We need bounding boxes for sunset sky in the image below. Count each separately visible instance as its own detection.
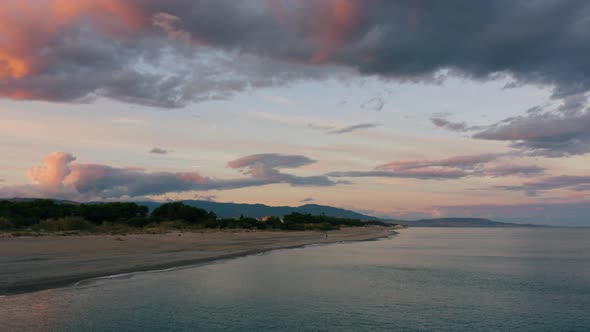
[1,1,590,225]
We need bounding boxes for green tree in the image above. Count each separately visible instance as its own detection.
[151,202,211,224]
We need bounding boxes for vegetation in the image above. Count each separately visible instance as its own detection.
[36,217,94,232]
[151,202,216,224]
[0,199,394,235]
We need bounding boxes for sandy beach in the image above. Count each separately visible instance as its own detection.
[0,227,394,295]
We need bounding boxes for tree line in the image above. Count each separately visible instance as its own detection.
[0,199,393,233]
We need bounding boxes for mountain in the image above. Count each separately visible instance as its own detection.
[141,202,542,226]
[399,218,544,227]
[134,200,384,221]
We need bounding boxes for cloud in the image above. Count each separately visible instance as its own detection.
[228,153,314,171]
[307,122,378,134]
[4,1,590,106]
[482,165,545,178]
[360,97,384,111]
[28,152,77,191]
[431,116,468,132]
[300,197,315,203]
[474,94,590,157]
[375,154,502,172]
[0,152,339,200]
[328,123,378,134]
[496,175,590,196]
[430,115,482,132]
[326,169,470,180]
[195,194,217,202]
[0,2,344,107]
[2,152,545,201]
[15,152,211,199]
[327,153,544,180]
[228,153,338,187]
[150,148,169,154]
[151,12,192,43]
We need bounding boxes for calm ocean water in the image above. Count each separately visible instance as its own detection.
[1,228,589,332]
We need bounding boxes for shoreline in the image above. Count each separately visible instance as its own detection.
[0,227,396,296]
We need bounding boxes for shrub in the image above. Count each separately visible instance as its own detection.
[96,222,132,235]
[283,222,305,231]
[304,223,338,231]
[263,216,283,229]
[125,216,151,228]
[11,231,31,237]
[158,220,186,230]
[0,217,14,230]
[37,217,93,232]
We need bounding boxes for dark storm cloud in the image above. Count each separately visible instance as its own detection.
[4,1,590,106]
[157,0,590,98]
[0,1,341,107]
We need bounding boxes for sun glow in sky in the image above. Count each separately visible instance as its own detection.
[1,0,590,225]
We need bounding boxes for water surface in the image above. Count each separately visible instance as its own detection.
[1,228,589,331]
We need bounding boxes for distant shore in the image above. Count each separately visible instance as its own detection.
[0,227,395,295]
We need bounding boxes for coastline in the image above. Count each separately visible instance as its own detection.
[0,227,395,296]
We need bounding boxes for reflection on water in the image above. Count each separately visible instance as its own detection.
[1,228,589,332]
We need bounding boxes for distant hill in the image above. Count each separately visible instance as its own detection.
[134,200,384,221]
[399,218,544,228]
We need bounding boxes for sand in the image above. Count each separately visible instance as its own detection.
[0,227,395,295]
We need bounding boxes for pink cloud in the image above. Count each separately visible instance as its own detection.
[27,152,76,190]
[0,152,338,200]
[328,153,544,180]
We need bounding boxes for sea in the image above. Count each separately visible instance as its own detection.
[1,227,589,332]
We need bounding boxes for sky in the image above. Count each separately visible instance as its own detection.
[1,0,590,225]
